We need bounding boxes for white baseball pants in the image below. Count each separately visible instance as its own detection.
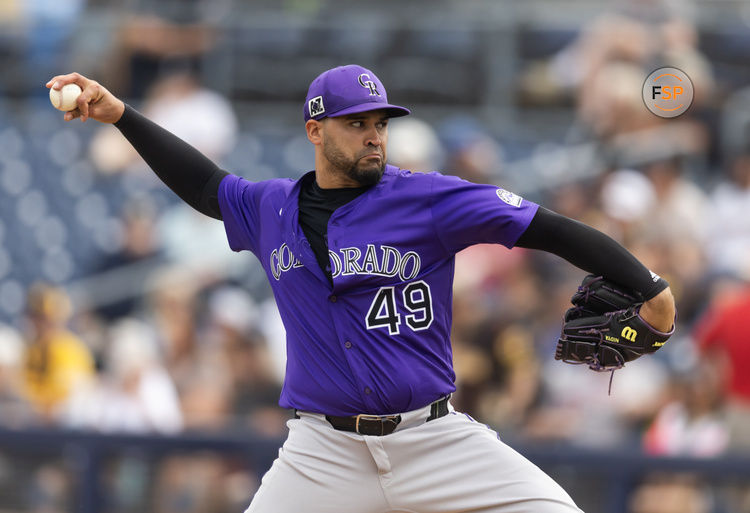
[245,402,583,513]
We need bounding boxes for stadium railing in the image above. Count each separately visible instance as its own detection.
[0,427,748,513]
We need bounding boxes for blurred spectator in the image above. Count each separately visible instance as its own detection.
[704,150,750,279]
[641,157,708,243]
[643,361,729,457]
[0,322,34,426]
[439,116,504,184]
[157,201,238,273]
[146,269,201,390]
[63,318,183,433]
[598,168,657,234]
[629,474,711,513]
[90,71,239,174]
[640,157,709,304]
[526,356,669,448]
[693,278,750,451]
[91,197,164,322]
[140,72,238,162]
[205,287,286,435]
[0,1,22,25]
[25,463,72,513]
[524,4,714,113]
[21,283,95,423]
[179,356,234,431]
[451,257,553,437]
[472,323,542,436]
[256,297,288,384]
[144,269,234,431]
[578,61,659,141]
[104,0,229,99]
[453,244,529,298]
[597,163,708,298]
[387,117,443,173]
[153,454,256,513]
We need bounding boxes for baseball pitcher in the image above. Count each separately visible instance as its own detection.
[47,64,675,513]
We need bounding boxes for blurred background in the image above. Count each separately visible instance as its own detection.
[0,0,749,511]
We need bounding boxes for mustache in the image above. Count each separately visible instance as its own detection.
[358,149,383,159]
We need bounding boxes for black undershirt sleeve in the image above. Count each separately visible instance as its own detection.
[114,104,228,220]
[516,207,668,300]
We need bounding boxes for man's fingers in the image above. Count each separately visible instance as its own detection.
[64,109,81,122]
[76,83,103,122]
[46,76,65,89]
[48,72,121,123]
[45,72,87,90]
[77,92,90,121]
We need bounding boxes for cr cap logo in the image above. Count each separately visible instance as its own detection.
[358,74,380,96]
[642,67,693,118]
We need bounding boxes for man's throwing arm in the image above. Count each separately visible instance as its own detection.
[46,72,227,220]
[114,105,228,220]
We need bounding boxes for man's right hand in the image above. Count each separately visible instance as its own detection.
[45,73,125,124]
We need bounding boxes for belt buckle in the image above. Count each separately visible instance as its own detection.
[355,414,386,435]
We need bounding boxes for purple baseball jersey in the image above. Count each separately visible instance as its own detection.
[218,165,538,416]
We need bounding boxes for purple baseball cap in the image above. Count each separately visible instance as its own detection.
[304,64,410,121]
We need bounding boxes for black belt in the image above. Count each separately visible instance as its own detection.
[321,396,450,436]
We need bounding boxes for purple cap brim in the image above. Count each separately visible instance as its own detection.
[329,102,410,119]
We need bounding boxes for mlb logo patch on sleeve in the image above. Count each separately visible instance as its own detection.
[496,188,522,207]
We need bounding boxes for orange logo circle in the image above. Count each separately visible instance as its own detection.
[642,67,694,118]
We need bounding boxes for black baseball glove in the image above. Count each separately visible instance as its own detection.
[555,275,674,371]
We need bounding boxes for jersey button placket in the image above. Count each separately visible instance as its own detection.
[344,341,352,349]
[329,295,337,303]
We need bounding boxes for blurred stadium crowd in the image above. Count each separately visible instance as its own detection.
[1,0,750,512]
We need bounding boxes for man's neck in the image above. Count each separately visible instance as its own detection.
[314,168,363,189]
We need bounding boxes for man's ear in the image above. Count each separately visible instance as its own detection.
[306,119,323,145]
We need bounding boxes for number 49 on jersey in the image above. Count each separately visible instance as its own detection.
[365,281,433,335]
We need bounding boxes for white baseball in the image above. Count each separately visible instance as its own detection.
[49,83,82,112]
